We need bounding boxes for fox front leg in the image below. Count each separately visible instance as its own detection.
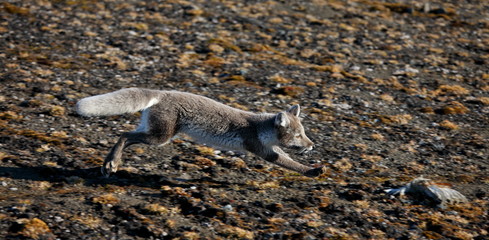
[260,147,327,177]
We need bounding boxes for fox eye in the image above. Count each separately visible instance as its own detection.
[294,135,301,139]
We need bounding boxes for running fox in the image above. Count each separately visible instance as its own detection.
[76,88,326,177]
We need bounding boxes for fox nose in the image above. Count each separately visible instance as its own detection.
[305,140,314,151]
[307,138,314,148]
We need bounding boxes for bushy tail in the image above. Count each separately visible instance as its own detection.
[76,88,160,117]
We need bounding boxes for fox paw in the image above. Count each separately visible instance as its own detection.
[304,166,327,177]
[101,161,118,178]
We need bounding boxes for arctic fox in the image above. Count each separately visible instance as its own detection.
[76,88,326,177]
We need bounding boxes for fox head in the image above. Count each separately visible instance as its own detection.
[274,105,314,153]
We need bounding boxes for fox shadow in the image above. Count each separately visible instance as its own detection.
[0,165,240,190]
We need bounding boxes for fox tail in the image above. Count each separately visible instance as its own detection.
[76,88,160,117]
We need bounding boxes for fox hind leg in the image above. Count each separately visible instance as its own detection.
[102,132,141,177]
[101,130,174,177]
[101,108,178,177]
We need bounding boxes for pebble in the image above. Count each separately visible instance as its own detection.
[54,216,64,222]
[222,204,233,212]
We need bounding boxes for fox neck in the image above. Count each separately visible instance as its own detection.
[257,116,280,147]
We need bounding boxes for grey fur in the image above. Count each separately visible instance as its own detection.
[76,88,161,117]
[77,88,326,177]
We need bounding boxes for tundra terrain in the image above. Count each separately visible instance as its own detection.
[0,0,488,239]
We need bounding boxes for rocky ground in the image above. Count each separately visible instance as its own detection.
[0,0,488,239]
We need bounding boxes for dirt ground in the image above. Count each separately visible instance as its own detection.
[1,0,488,239]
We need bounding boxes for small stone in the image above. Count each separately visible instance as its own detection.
[222,204,233,212]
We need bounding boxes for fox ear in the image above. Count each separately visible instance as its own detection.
[288,104,300,117]
[275,112,290,127]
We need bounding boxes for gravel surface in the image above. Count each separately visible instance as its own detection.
[1,0,488,239]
